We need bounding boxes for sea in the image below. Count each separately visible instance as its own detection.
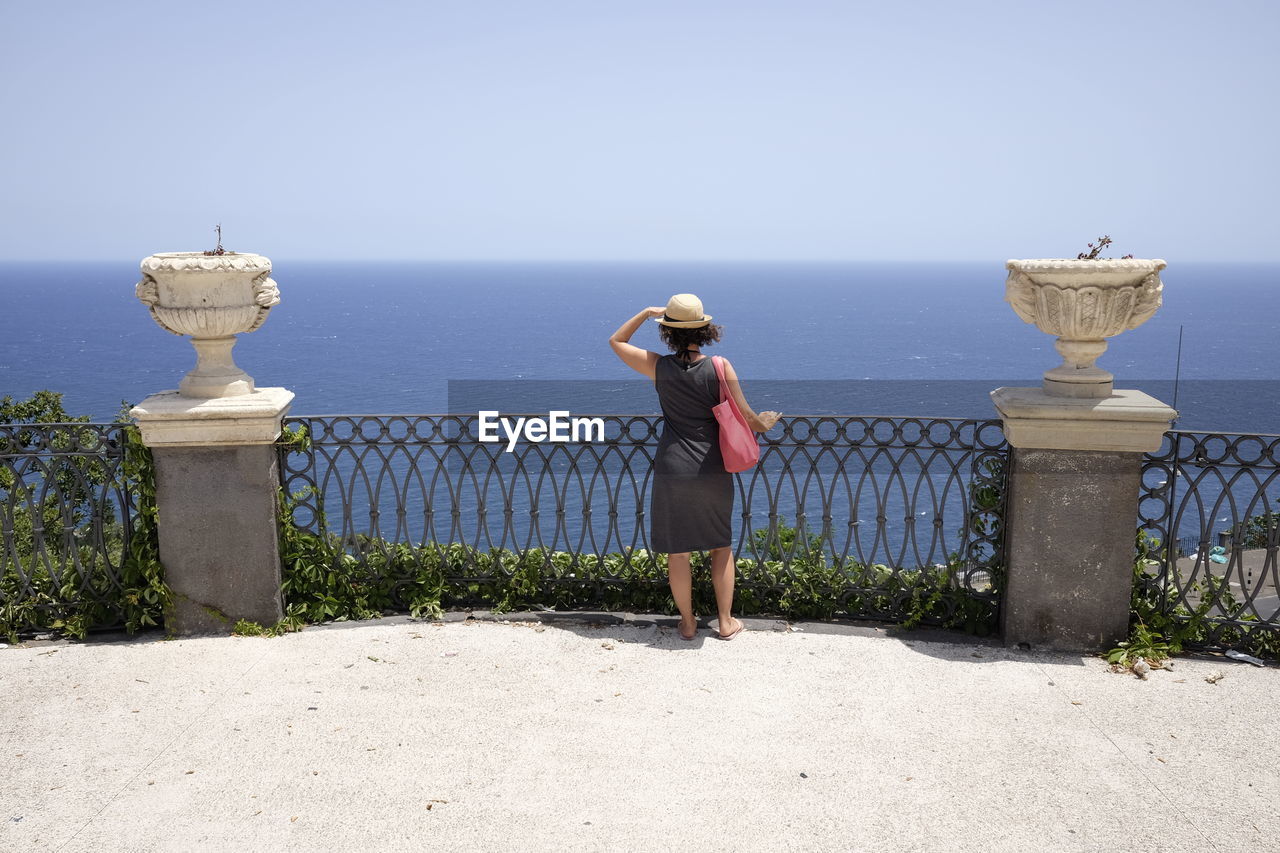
[1,260,1277,431]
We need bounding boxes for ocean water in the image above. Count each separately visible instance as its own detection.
[1,260,1277,432]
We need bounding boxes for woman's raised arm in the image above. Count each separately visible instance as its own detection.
[718,357,781,432]
[609,307,665,379]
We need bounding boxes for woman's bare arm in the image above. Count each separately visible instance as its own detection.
[609,307,665,379]
[719,357,781,432]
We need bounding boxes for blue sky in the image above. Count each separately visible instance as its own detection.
[1,0,1276,261]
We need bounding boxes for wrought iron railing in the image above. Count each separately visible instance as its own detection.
[1139,430,1280,648]
[0,423,141,634]
[279,414,1009,627]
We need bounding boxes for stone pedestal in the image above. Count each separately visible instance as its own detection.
[992,387,1176,651]
[131,388,294,635]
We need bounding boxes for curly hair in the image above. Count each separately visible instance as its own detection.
[659,322,723,360]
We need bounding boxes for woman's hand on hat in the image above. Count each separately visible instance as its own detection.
[647,306,666,318]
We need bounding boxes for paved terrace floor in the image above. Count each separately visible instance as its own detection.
[2,613,1277,853]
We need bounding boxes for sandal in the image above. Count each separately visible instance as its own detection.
[717,617,744,641]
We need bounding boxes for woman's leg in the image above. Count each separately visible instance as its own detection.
[709,546,741,636]
[667,552,697,637]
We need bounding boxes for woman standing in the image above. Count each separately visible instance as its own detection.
[609,294,781,641]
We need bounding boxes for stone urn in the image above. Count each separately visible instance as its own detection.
[1004,258,1166,398]
[135,252,280,398]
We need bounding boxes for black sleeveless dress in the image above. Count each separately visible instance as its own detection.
[649,353,734,553]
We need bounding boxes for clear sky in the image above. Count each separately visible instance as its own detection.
[1,0,1276,262]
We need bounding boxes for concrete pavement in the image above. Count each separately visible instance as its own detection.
[2,613,1277,852]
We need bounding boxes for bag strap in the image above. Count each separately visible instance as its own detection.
[711,355,728,403]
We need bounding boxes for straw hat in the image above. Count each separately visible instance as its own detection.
[654,293,712,328]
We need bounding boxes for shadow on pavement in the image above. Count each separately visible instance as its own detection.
[3,609,1096,668]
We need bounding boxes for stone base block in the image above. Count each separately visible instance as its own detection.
[1001,447,1140,651]
[152,444,285,635]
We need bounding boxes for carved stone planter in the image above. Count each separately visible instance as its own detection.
[1004,258,1166,398]
[135,252,280,398]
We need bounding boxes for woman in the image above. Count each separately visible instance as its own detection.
[608,293,781,641]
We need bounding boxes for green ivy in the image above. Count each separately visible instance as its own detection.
[275,506,999,634]
[1109,529,1280,667]
[0,395,169,643]
[115,422,171,635]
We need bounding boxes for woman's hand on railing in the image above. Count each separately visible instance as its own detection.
[754,411,782,432]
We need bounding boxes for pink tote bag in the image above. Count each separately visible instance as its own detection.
[711,355,760,473]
